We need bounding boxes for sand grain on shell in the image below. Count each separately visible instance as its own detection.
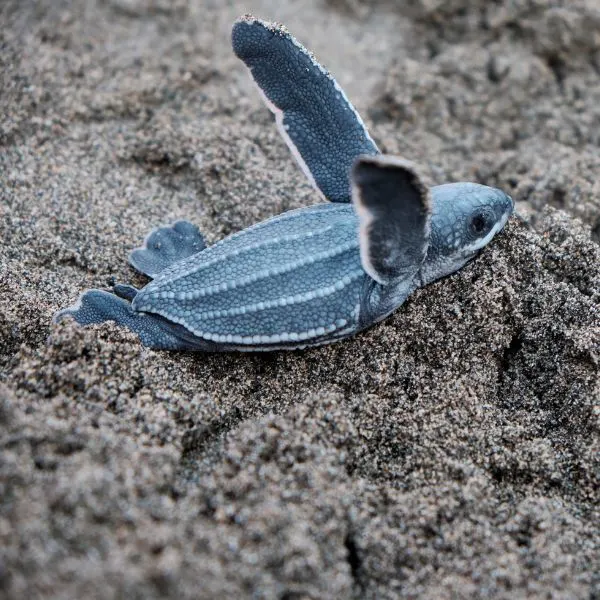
[1,0,599,598]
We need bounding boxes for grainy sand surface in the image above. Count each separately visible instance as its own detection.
[1,1,599,598]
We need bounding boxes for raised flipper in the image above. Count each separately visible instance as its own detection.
[232,15,379,203]
[351,155,431,285]
[53,290,212,351]
[129,221,206,278]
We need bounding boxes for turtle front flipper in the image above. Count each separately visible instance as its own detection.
[352,155,431,285]
[232,16,379,203]
[54,289,213,350]
[129,221,206,278]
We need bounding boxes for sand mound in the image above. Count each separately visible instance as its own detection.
[1,1,598,598]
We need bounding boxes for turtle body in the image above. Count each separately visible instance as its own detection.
[55,16,514,352]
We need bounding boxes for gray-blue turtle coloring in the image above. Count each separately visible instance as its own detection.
[54,15,514,352]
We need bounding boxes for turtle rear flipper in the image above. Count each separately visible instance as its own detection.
[129,220,206,278]
[352,155,431,285]
[232,16,379,204]
[54,289,212,350]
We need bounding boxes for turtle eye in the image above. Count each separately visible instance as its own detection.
[470,213,488,235]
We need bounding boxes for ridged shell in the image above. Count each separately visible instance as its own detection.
[133,203,367,345]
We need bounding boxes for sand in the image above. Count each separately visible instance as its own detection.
[1,0,599,598]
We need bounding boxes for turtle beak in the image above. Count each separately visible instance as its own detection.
[493,191,514,234]
[502,192,514,220]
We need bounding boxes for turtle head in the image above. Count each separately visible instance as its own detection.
[420,182,513,285]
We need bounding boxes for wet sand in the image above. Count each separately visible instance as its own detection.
[1,0,599,598]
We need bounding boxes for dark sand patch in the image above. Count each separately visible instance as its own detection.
[1,0,598,598]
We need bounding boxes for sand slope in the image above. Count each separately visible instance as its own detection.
[1,0,598,598]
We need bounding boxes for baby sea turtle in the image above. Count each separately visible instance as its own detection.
[55,15,514,351]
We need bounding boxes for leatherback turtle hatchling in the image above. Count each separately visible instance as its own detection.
[55,15,514,351]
